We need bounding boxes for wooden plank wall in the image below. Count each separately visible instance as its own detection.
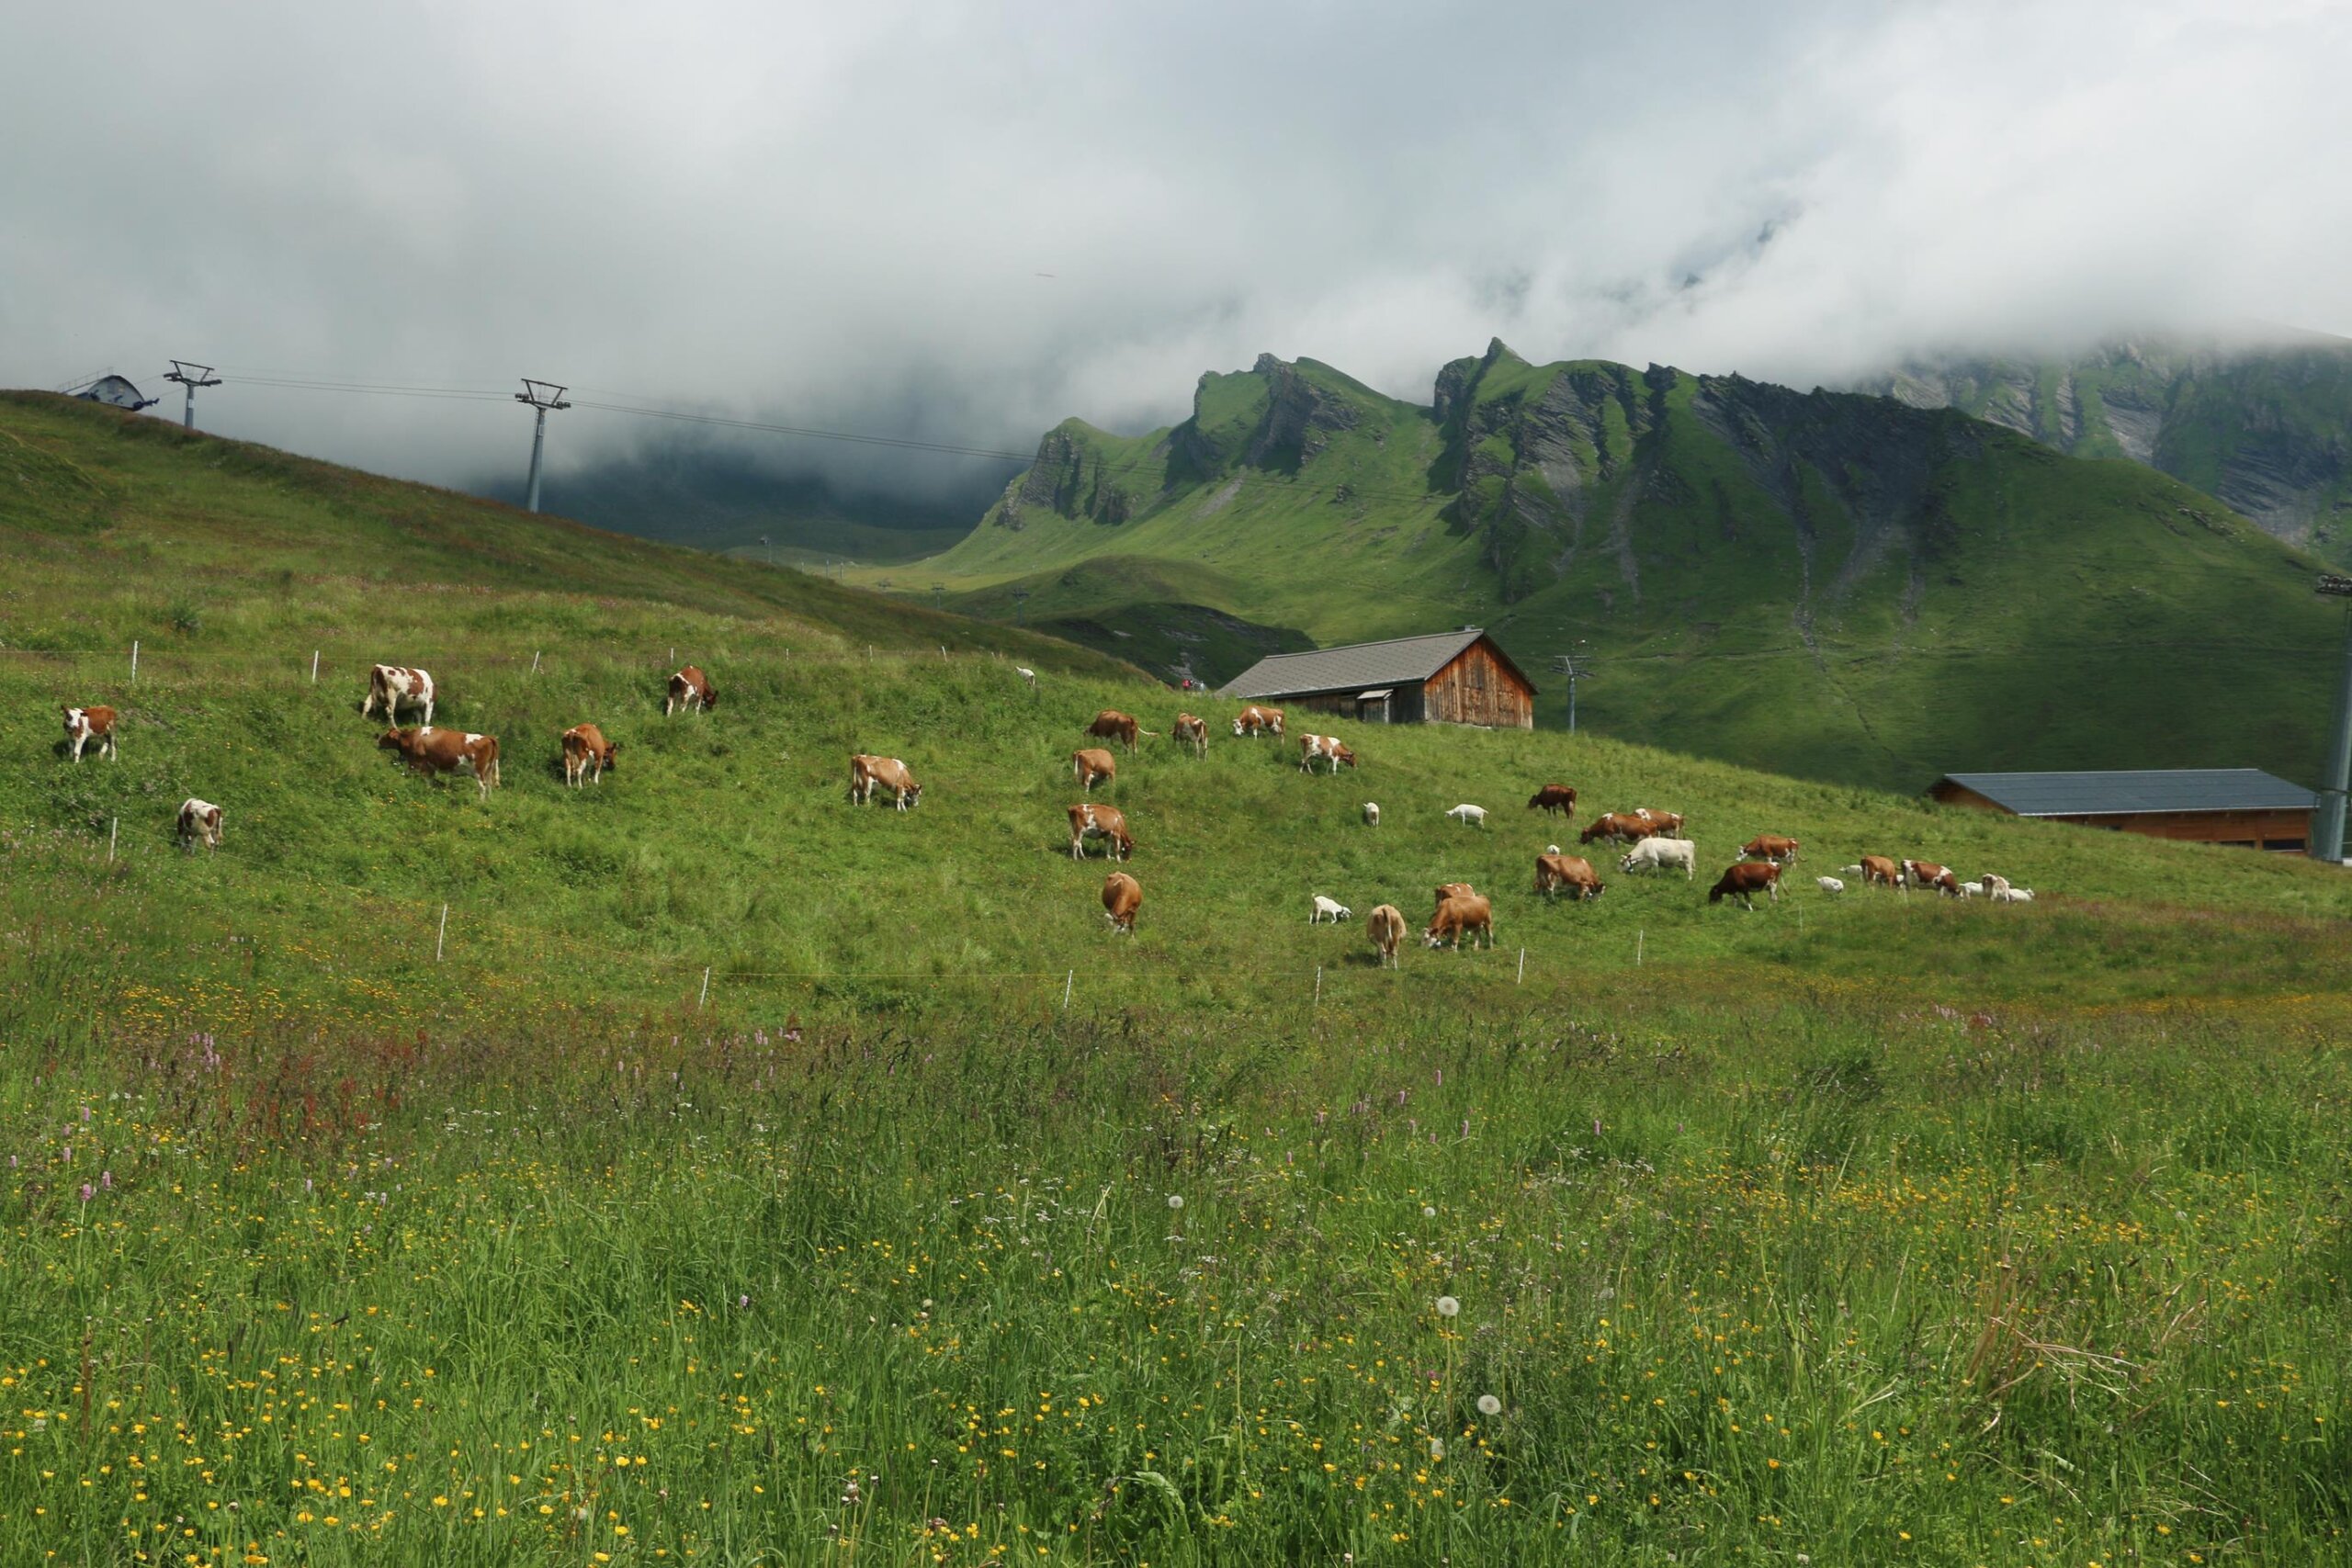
[1424,643,1534,728]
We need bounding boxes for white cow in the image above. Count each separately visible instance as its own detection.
[1815,875,1845,895]
[1363,803,1381,827]
[1310,895,1353,924]
[176,797,223,852]
[363,664,435,726]
[1444,804,1487,828]
[1619,837,1698,880]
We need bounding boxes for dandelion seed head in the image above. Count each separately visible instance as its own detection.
[1422,1205,1436,1218]
[1435,1295,1460,1318]
[1478,1394,1502,1416]
[1167,1195,1184,1210]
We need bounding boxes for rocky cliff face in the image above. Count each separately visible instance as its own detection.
[988,422,1148,531]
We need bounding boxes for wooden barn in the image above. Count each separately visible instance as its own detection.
[1928,769,2316,852]
[1219,627,1537,728]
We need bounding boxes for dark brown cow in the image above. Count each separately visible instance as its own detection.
[1859,854,1903,889]
[1068,803,1133,861]
[1534,852,1604,901]
[1708,861,1781,909]
[1102,872,1142,933]
[561,724,618,787]
[1743,834,1801,864]
[1526,784,1578,818]
[62,704,118,763]
[1579,811,1657,847]
[1903,859,1962,897]
[1171,713,1208,759]
[664,666,717,716]
[1423,893,1494,950]
[1072,748,1116,792]
[379,727,501,800]
[1088,710,1153,751]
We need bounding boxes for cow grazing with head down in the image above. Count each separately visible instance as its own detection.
[1620,836,1698,880]
[1633,808,1685,838]
[664,666,717,716]
[1367,904,1407,968]
[176,798,223,852]
[379,727,501,800]
[851,753,921,810]
[561,724,618,787]
[1299,735,1356,773]
[1072,748,1116,792]
[1859,855,1903,890]
[1708,861,1781,909]
[1171,714,1208,759]
[1433,882,1476,911]
[1068,803,1133,861]
[1527,784,1578,818]
[1903,859,1961,897]
[1102,872,1142,933]
[1580,812,1656,847]
[1233,705,1284,738]
[1743,835,1801,864]
[1424,892,1494,950]
[1088,710,1153,751]
[1534,852,1604,901]
[61,705,118,762]
[363,665,435,727]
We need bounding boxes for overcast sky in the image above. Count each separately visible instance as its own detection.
[6,0,2348,502]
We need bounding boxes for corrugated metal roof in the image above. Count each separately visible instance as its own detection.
[1939,769,2315,817]
[1221,629,1523,700]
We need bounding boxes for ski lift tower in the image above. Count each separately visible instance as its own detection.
[514,379,571,513]
[2312,573,2352,862]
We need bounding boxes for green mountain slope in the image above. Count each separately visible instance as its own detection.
[1871,331,2352,559]
[912,344,2342,792]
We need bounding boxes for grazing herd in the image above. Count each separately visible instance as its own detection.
[51,661,2042,949]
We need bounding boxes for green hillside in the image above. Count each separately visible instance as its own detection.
[908,344,2343,793]
[5,393,2351,1564]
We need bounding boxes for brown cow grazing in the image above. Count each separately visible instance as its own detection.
[379,727,501,800]
[1527,784,1578,818]
[1708,861,1781,909]
[62,705,118,763]
[1298,734,1357,773]
[850,753,921,810]
[1102,872,1142,933]
[1903,859,1962,897]
[664,666,717,716]
[176,797,223,852]
[1432,882,1476,912]
[1633,808,1685,838]
[1859,854,1902,889]
[1171,713,1208,759]
[1534,852,1604,901]
[1742,834,1801,864]
[362,665,435,727]
[1367,904,1407,969]
[1072,748,1117,792]
[1233,705,1284,738]
[1424,893,1494,950]
[1579,811,1657,847]
[1068,803,1133,861]
[561,724,618,787]
[1088,710,1153,751]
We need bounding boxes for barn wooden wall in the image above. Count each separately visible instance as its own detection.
[1424,643,1534,728]
[1931,784,2309,850]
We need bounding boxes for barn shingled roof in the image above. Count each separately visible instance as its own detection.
[1219,628,1533,701]
[1938,769,2315,817]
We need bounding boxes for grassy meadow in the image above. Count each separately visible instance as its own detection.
[3,396,2351,1564]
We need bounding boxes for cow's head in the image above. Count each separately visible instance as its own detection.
[1584,881,1605,901]
[602,739,620,769]
[377,728,410,753]
[1335,745,1358,768]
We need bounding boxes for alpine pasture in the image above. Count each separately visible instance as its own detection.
[3,397,2349,1565]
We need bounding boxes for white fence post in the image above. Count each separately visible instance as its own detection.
[699,966,712,1009]
[107,818,118,863]
[1314,965,1322,1005]
[1061,969,1073,1010]
[311,649,320,684]
[435,904,448,962]
[531,650,541,675]
[130,640,139,683]
[1636,929,1645,965]
[1517,946,1526,984]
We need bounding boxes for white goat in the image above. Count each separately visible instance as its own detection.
[1444,803,1488,828]
[1816,875,1845,894]
[1310,895,1353,924]
[1363,802,1380,827]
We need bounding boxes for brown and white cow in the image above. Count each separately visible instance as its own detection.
[61,705,118,762]
[1526,784,1578,818]
[561,724,618,787]
[1068,803,1133,861]
[850,753,921,810]
[1367,904,1407,969]
[1072,748,1117,792]
[1534,852,1604,901]
[1742,834,1801,864]
[1424,892,1494,950]
[1578,811,1657,847]
[379,727,501,800]
[1233,705,1285,738]
[1087,710,1153,751]
[1859,854,1903,890]
[1171,713,1208,759]
[1708,861,1781,909]
[1432,882,1476,910]
[664,666,717,716]
[363,665,435,727]
[1903,859,1962,897]
[1298,734,1357,773]
[1633,808,1685,839]
[176,797,223,852]
[1102,871,1142,933]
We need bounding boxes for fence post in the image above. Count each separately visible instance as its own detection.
[1061,969,1073,1010]
[1314,965,1322,1005]
[1636,929,1644,965]
[107,818,118,863]
[699,966,711,1010]
[130,640,139,683]
[531,650,541,675]
[435,904,448,962]
[311,649,320,684]
[1517,946,1526,984]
